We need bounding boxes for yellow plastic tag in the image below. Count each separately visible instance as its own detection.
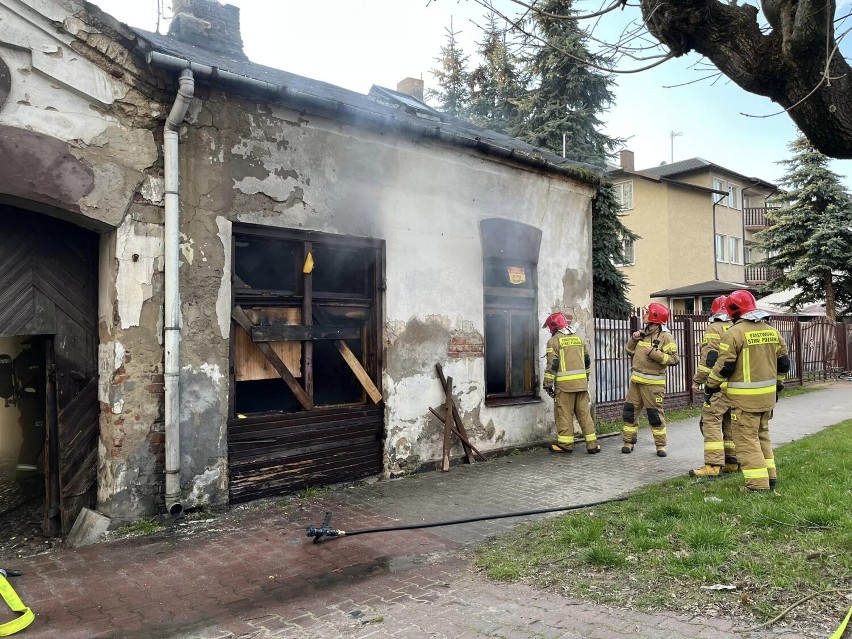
[303,251,314,274]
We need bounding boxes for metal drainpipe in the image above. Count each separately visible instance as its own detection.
[164,68,194,517]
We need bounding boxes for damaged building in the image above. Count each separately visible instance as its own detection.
[0,0,599,531]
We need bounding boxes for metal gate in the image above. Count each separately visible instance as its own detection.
[0,206,99,533]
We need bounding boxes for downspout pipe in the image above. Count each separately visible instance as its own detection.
[164,68,194,517]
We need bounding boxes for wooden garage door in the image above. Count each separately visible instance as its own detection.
[0,206,98,533]
[227,224,384,502]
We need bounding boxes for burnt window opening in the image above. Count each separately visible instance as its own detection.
[480,219,542,405]
[231,225,383,417]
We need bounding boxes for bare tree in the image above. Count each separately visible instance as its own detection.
[473,0,852,159]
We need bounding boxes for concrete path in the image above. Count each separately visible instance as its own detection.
[4,383,850,639]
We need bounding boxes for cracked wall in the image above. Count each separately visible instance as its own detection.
[181,88,596,478]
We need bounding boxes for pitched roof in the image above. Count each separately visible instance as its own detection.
[131,29,601,186]
[639,158,776,190]
[650,280,757,298]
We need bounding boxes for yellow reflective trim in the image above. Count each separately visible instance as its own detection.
[829,605,852,639]
[705,334,720,341]
[660,354,669,365]
[559,336,583,347]
[556,373,587,381]
[0,575,35,636]
[765,458,776,469]
[630,372,666,385]
[727,386,776,396]
[650,427,666,435]
[704,442,725,451]
[626,348,635,355]
[637,340,653,348]
[546,348,554,354]
[623,426,639,433]
[742,468,769,479]
[743,348,751,383]
[719,343,730,351]
[709,371,726,383]
[697,364,711,373]
[777,375,785,381]
[584,434,597,442]
[724,441,736,449]
[662,343,677,354]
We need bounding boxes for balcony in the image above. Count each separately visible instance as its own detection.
[745,265,782,284]
[744,207,778,230]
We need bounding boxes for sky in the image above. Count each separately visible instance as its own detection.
[92,0,852,191]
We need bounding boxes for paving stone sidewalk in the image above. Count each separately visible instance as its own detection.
[4,384,850,639]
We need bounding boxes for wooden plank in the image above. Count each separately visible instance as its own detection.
[232,306,313,410]
[436,363,481,463]
[313,305,382,404]
[334,341,383,403]
[251,324,361,342]
[427,407,488,461]
[234,307,301,381]
[442,376,453,472]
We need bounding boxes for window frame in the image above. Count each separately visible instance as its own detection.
[728,236,742,265]
[613,180,634,211]
[715,233,728,263]
[614,238,635,266]
[727,183,742,210]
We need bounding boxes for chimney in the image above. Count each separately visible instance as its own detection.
[168,0,247,61]
[619,149,634,172]
[396,77,424,102]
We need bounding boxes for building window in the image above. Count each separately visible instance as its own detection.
[712,177,726,206]
[729,236,742,264]
[715,233,727,262]
[727,184,741,210]
[614,238,635,266]
[480,219,541,404]
[700,297,715,314]
[613,181,633,210]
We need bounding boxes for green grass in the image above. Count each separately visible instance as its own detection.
[297,485,332,499]
[476,418,852,628]
[114,517,161,537]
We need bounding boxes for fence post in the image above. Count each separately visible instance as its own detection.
[794,318,804,385]
[683,317,696,406]
[837,321,849,370]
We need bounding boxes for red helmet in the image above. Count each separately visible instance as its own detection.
[710,295,728,316]
[725,290,757,319]
[646,303,669,325]
[542,312,569,332]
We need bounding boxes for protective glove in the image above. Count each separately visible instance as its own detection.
[545,387,556,399]
[704,385,719,405]
[776,382,784,402]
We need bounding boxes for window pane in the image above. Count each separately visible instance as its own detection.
[485,313,507,394]
[510,313,533,394]
[234,237,301,291]
[701,297,714,314]
[313,306,369,406]
[312,245,370,296]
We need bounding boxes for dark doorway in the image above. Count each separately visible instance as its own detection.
[0,205,99,535]
[228,224,385,502]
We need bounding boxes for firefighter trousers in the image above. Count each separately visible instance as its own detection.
[622,382,666,448]
[731,407,775,491]
[554,389,598,451]
[700,392,735,466]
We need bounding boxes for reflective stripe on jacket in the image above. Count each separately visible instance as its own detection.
[707,320,788,412]
[693,319,732,386]
[544,332,590,392]
[625,326,679,386]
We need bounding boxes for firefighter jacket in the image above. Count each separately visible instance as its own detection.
[543,328,591,393]
[706,319,790,412]
[693,319,733,386]
[625,325,679,386]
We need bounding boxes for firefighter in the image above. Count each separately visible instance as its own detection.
[622,303,679,457]
[704,290,790,491]
[689,295,738,478]
[542,312,600,454]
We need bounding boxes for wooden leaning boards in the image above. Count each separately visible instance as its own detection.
[429,363,488,471]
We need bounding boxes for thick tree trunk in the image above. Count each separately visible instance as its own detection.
[824,271,837,321]
[639,0,852,159]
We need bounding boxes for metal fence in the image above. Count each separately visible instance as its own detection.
[593,311,845,420]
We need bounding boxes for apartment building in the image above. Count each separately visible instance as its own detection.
[608,151,777,313]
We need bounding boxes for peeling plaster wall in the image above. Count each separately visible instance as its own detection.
[1,0,177,521]
[180,89,595,481]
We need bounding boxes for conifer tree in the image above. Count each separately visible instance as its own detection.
[756,134,852,320]
[465,14,524,131]
[427,21,470,117]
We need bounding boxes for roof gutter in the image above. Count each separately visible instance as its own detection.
[145,51,600,188]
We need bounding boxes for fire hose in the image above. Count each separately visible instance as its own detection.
[306,495,629,543]
[0,569,33,636]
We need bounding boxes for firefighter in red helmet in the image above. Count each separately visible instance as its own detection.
[705,290,789,491]
[690,295,738,478]
[622,303,679,457]
[542,312,600,454]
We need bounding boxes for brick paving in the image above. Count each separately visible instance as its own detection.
[2,384,849,638]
